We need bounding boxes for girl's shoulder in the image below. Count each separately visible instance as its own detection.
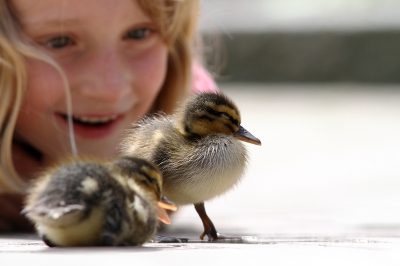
[192,63,218,93]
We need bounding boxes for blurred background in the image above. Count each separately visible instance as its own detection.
[199,0,400,83]
[166,0,400,238]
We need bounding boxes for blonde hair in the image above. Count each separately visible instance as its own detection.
[138,0,200,112]
[0,0,201,193]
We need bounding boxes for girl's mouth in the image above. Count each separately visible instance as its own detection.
[57,113,123,139]
[71,115,118,126]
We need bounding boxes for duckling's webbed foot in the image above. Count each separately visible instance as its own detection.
[193,203,245,242]
[194,202,220,241]
[194,203,243,241]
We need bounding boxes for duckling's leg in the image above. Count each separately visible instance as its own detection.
[194,203,243,241]
[194,202,219,240]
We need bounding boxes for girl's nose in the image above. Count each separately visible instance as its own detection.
[77,48,131,103]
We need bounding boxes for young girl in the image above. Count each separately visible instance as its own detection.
[0,0,218,232]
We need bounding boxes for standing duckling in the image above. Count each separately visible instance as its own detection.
[120,92,261,240]
[23,157,175,246]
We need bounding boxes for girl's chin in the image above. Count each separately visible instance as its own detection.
[55,113,125,140]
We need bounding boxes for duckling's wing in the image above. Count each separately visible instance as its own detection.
[23,202,86,227]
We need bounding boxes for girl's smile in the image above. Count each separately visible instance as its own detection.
[56,113,125,139]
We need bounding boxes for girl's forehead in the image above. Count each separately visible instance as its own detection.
[10,0,150,27]
[10,0,65,23]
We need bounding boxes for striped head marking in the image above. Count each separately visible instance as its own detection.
[182,93,241,138]
[112,157,163,200]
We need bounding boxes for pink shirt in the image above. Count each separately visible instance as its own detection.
[192,63,219,93]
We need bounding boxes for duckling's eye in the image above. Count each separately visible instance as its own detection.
[220,112,230,119]
[218,111,240,127]
[141,179,150,186]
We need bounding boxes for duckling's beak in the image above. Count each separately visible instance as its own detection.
[157,196,178,211]
[235,125,262,146]
[157,196,178,224]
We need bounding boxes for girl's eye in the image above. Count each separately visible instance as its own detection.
[125,28,150,40]
[43,36,73,49]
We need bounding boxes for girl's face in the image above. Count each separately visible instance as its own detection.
[12,0,168,161]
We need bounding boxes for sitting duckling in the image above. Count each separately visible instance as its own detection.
[23,157,176,247]
[120,92,261,240]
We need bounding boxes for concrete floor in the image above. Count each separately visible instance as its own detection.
[2,83,400,265]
